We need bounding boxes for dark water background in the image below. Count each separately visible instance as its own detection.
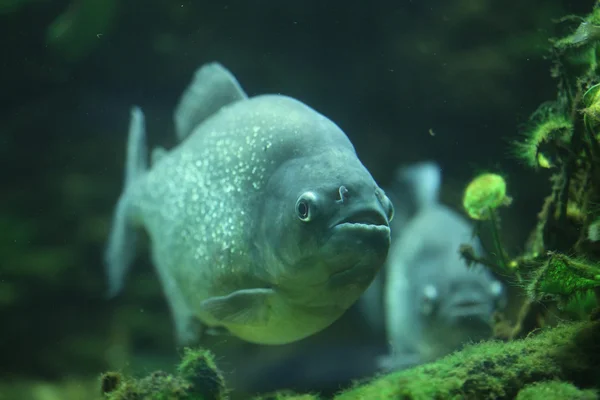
[0,0,592,398]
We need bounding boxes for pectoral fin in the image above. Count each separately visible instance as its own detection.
[200,288,275,326]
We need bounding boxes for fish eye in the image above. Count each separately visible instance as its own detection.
[489,281,503,297]
[423,284,438,302]
[295,192,318,222]
[420,284,438,315]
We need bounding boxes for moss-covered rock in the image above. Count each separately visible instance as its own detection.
[101,348,226,400]
[332,321,600,400]
[516,381,597,400]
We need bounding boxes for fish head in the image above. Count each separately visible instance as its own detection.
[396,208,506,352]
[257,148,393,313]
[409,249,506,350]
[416,270,505,334]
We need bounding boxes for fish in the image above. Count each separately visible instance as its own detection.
[104,62,394,346]
[359,161,505,370]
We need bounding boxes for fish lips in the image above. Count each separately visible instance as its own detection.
[444,300,493,323]
[325,210,391,287]
[328,208,391,252]
[331,207,390,228]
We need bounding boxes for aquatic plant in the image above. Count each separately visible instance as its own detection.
[98,320,599,399]
[527,252,600,307]
[516,381,597,400]
[462,173,512,221]
[461,172,513,273]
[458,0,600,342]
[101,348,227,400]
[333,320,600,400]
[253,391,320,400]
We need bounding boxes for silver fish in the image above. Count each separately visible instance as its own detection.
[360,161,505,369]
[104,62,394,346]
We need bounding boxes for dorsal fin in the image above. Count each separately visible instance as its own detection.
[174,62,248,142]
[388,161,441,225]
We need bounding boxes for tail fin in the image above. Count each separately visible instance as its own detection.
[105,106,148,297]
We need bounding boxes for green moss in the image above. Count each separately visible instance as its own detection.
[516,381,598,400]
[252,390,321,400]
[105,370,194,400]
[562,290,599,320]
[333,321,600,400]
[100,372,122,394]
[527,252,600,307]
[176,348,226,400]
[512,111,573,169]
[95,323,600,400]
[553,1,600,51]
[102,348,226,400]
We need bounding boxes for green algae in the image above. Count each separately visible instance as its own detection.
[516,381,598,400]
[332,321,600,400]
[527,253,600,307]
[252,391,320,400]
[512,109,573,169]
[98,321,598,400]
[101,348,226,400]
[462,173,512,221]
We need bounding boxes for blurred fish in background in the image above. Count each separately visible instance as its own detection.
[360,161,506,371]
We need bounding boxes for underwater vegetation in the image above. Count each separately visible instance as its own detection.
[100,321,600,400]
[101,348,227,400]
[458,0,600,343]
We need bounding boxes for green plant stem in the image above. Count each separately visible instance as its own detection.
[486,208,522,282]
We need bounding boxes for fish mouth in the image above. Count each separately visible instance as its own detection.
[447,300,491,318]
[325,208,390,287]
[332,209,389,229]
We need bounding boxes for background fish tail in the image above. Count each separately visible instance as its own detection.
[104,106,148,297]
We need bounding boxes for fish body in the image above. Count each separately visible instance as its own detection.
[360,162,505,369]
[105,63,394,345]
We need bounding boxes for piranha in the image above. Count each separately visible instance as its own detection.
[104,62,394,346]
[359,162,505,370]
